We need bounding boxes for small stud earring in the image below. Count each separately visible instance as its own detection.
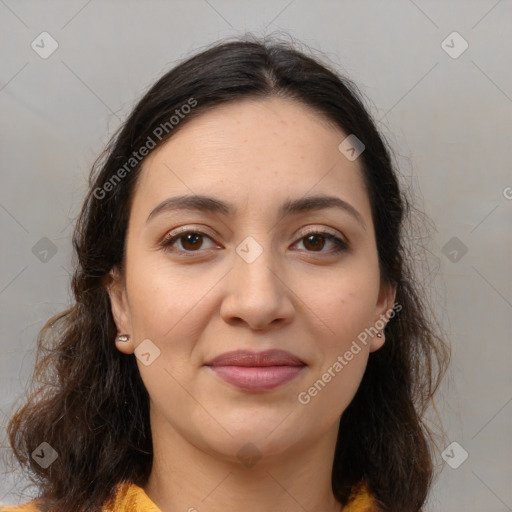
[376,332,383,338]
[117,334,130,342]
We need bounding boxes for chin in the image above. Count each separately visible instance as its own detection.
[203,432,300,469]
[203,412,312,460]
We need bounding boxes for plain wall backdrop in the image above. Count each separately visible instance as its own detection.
[1,0,511,510]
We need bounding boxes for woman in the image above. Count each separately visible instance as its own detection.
[2,35,449,512]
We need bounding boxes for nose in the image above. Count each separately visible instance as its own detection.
[220,244,295,331]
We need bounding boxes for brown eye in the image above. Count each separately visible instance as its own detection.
[294,231,348,254]
[303,234,327,251]
[161,231,216,253]
[160,229,347,257]
[180,232,204,251]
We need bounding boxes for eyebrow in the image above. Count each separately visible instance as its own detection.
[146,194,366,230]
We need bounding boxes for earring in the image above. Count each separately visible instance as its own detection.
[117,334,130,342]
[376,332,383,338]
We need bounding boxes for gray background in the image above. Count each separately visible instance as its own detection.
[1,0,511,510]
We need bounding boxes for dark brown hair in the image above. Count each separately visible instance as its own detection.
[4,34,449,512]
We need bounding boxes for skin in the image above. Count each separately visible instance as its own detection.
[107,96,396,512]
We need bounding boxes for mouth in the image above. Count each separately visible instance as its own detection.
[204,349,306,392]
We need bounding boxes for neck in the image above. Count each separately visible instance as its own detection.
[143,407,342,512]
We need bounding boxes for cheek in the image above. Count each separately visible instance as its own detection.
[307,271,380,347]
[298,350,368,428]
[126,251,198,331]
[297,282,375,417]
[310,270,379,410]
[125,255,223,368]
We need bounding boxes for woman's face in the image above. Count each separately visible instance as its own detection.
[108,96,395,464]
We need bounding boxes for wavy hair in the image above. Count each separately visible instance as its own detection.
[3,34,449,512]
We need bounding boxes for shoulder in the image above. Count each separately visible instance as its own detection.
[344,481,382,512]
[102,481,160,511]
[0,501,43,512]
[1,482,377,512]
[0,481,159,512]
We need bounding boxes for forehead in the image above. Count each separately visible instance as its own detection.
[131,96,371,222]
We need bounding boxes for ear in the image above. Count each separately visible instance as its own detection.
[104,266,134,355]
[369,280,397,353]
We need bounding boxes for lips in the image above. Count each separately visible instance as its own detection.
[205,349,305,367]
[204,349,306,392]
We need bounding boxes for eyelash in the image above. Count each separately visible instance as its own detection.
[159,227,348,257]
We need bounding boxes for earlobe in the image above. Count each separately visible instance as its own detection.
[369,331,385,352]
[369,281,398,353]
[114,333,134,354]
[104,268,134,354]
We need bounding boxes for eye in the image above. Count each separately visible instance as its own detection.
[160,229,218,254]
[159,228,348,256]
[292,230,348,255]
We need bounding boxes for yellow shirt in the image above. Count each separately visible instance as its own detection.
[1,480,377,511]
